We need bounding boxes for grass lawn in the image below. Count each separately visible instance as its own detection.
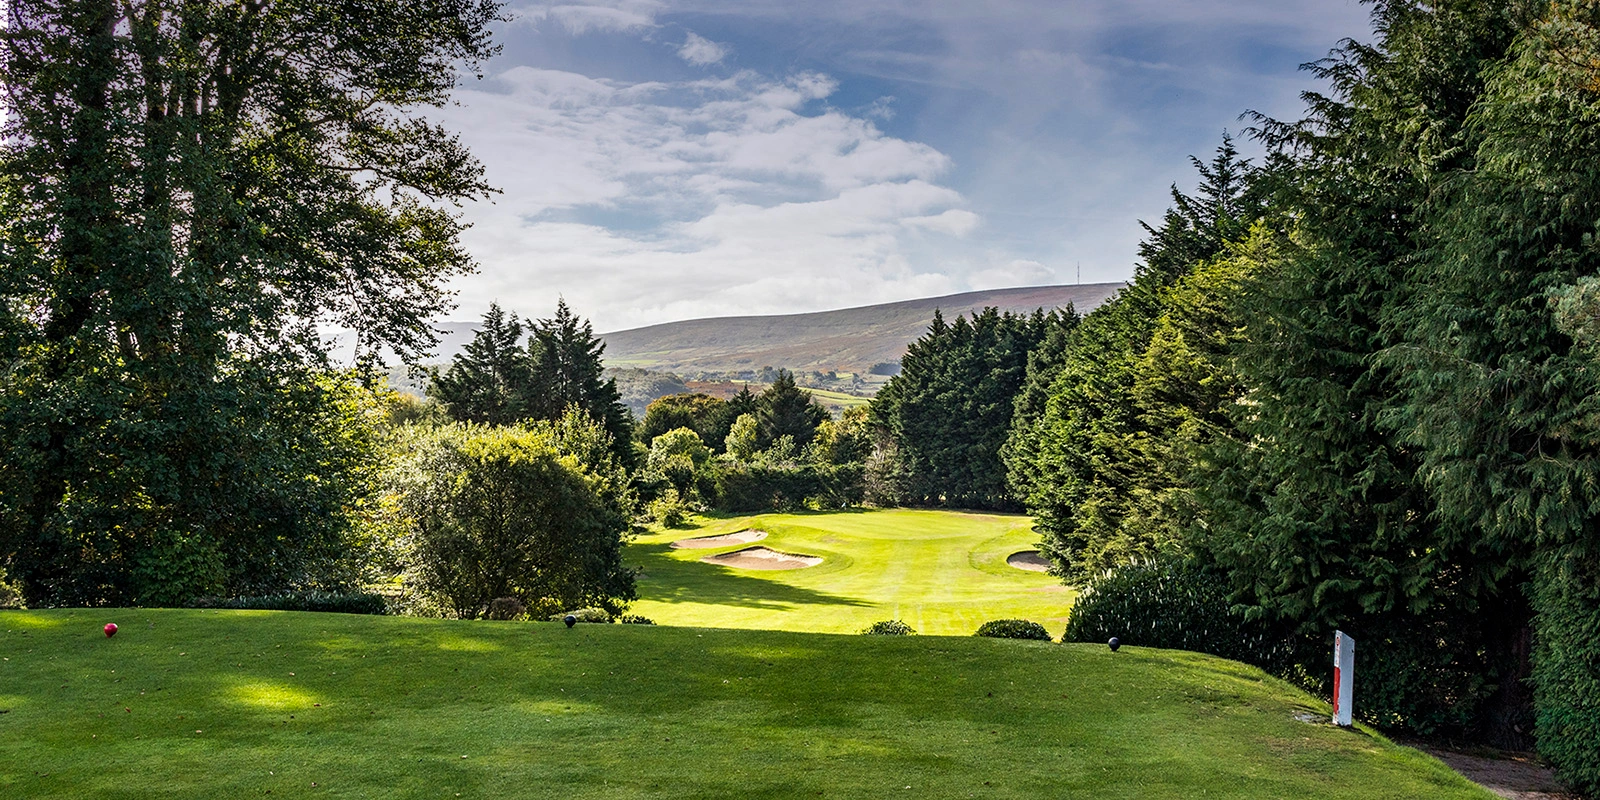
[626,509,1071,636]
[0,609,1491,799]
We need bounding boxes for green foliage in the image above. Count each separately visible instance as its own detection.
[390,424,636,619]
[429,304,534,425]
[1530,552,1600,796]
[712,462,819,512]
[647,489,691,528]
[637,393,729,452]
[1064,555,1510,737]
[723,413,761,462]
[429,301,637,469]
[974,619,1050,641]
[188,591,389,616]
[875,307,1065,509]
[486,597,528,621]
[1006,138,1270,581]
[810,405,873,466]
[528,300,638,470]
[1063,556,1306,673]
[755,370,828,450]
[860,620,915,636]
[0,568,25,609]
[617,613,656,625]
[1184,1,1545,748]
[1,369,396,606]
[646,427,714,500]
[0,0,498,607]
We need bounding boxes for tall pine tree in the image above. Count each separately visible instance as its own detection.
[429,303,533,425]
[1007,138,1269,578]
[529,300,636,470]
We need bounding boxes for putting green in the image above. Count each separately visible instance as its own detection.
[625,508,1074,636]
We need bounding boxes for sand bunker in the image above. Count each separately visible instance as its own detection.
[671,530,769,549]
[701,546,822,570]
[1007,551,1052,573]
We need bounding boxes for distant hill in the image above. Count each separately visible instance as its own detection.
[596,283,1123,376]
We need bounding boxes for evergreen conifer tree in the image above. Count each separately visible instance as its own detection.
[755,370,827,450]
[429,303,533,426]
[529,300,636,469]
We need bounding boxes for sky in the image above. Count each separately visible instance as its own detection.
[433,0,1373,332]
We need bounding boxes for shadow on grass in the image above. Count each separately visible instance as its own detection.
[629,542,872,610]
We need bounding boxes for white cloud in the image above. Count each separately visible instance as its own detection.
[678,32,730,65]
[902,209,979,236]
[441,68,981,330]
[443,0,1375,330]
[969,259,1056,289]
[512,1,662,33]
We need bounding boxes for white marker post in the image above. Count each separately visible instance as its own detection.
[1332,630,1355,727]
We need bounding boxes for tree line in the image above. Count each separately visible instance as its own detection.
[856,3,1600,791]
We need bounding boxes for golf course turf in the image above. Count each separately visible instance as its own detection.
[626,509,1073,636]
[0,609,1491,799]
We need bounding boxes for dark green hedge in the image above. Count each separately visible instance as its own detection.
[712,462,863,512]
[189,591,388,615]
[1063,556,1517,739]
[1063,555,1306,673]
[861,620,915,636]
[1532,552,1600,797]
[975,619,1050,640]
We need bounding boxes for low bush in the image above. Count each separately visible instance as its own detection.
[486,597,527,620]
[0,568,24,609]
[1065,554,1516,740]
[975,619,1050,641]
[649,489,692,528]
[618,614,656,625]
[189,591,388,615]
[1063,555,1304,670]
[861,620,915,636]
[550,607,613,624]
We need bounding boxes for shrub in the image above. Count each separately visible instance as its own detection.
[1063,555,1304,670]
[648,489,691,528]
[0,568,24,609]
[647,428,714,500]
[549,607,613,624]
[975,619,1050,641]
[1065,554,1508,739]
[486,597,527,621]
[391,425,636,620]
[189,591,388,615]
[618,614,656,625]
[861,620,915,636]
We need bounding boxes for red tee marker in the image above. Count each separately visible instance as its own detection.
[104,623,118,638]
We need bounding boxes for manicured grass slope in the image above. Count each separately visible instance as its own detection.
[0,610,1487,799]
[627,509,1072,636]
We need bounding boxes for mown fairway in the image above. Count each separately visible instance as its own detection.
[0,609,1490,799]
[625,509,1071,636]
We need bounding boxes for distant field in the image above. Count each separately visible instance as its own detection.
[0,610,1492,799]
[800,386,871,410]
[625,508,1073,636]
